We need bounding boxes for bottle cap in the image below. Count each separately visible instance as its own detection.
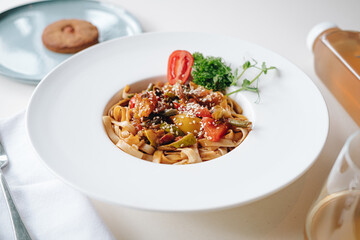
[306,22,338,52]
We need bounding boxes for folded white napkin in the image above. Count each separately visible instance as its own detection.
[0,112,115,240]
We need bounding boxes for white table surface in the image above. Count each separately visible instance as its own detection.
[0,0,359,239]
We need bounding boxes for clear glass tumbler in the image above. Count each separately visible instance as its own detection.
[305,130,360,240]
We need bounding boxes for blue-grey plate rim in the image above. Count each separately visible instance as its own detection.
[0,0,142,84]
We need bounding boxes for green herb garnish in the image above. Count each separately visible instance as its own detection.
[226,60,276,100]
[191,53,276,100]
[191,52,234,91]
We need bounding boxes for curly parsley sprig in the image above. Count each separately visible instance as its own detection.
[191,52,234,91]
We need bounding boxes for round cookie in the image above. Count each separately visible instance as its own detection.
[42,19,99,54]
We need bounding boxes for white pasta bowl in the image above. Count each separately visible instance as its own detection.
[26,32,328,212]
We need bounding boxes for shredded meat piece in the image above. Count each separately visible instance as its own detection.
[132,92,158,118]
[200,91,224,107]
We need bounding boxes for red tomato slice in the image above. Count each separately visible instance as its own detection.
[167,50,194,85]
[129,95,137,108]
[202,117,228,142]
[195,107,211,118]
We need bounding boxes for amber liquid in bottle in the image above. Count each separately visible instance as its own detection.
[313,28,360,125]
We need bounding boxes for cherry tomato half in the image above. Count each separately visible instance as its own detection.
[167,50,194,85]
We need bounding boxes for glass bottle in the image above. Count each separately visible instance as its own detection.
[307,22,360,125]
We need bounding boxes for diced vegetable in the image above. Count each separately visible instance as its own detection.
[211,104,231,120]
[171,114,201,135]
[127,93,134,99]
[228,118,251,128]
[165,92,176,99]
[160,122,185,136]
[211,105,225,120]
[129,94,138,108]
[194,107,211,118]
[164,133,196,148]
[202,117,228,142]
[145,129,158,147]
[162,109,178,117]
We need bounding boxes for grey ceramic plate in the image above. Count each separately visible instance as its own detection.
[0,0,142,84]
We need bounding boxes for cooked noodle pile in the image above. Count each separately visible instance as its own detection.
[103,81,251,164]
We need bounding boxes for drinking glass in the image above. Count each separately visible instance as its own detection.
[305,130,360,240]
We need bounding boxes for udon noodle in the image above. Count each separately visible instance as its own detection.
[103,81,251,164]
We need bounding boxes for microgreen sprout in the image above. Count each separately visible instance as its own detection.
[226,60,276,101]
